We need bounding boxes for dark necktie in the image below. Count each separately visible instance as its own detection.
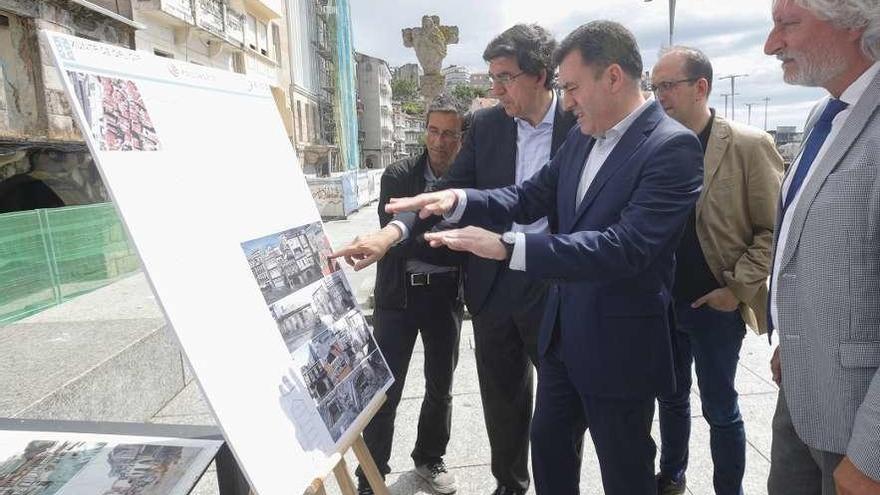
[768,98,848,338]
[781,98,849,213]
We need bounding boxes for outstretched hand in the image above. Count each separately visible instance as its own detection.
[329,225,401,271]
[424,226,506,261]
[385,190,458,219]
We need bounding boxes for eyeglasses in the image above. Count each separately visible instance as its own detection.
[488,71,526,87]
[647,78,698,93]
[554,81,579,95]
[427,127,462,141]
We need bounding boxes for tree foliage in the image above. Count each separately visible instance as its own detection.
[391,79,419,102]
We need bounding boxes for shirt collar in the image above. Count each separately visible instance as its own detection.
[838,61,880,107]
[515,92,557,129]
[599,96,654,141]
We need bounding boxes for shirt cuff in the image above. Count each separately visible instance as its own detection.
[509,232,527,271]
[388,220,408,243]
[444,189,467,223]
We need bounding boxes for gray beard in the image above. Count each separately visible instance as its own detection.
[781,48,847,87]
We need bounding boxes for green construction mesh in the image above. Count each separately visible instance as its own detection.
[0,203,140,324]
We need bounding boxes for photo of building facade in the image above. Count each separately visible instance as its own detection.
[241,222,339,306]
[67,72,161,152]
[315,349,392,442]
[0,440,204,495]
[0,440,104,494]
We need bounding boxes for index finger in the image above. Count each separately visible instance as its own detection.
[385,196,430,213]
[329,244,364,259]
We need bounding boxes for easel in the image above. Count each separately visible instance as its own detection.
[304,392,391,495]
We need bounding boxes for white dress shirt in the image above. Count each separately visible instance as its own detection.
[769,62,880,330]
[511,92,557,234]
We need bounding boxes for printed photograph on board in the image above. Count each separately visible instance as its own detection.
[67,71,161,151]
[315,350,392,442]
[241,222,340,306]
[268,272,358,354]
[0,439,207,495]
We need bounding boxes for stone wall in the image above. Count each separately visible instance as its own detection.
[0,0,133,209]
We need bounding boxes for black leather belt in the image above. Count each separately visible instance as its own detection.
[408,271,457,286]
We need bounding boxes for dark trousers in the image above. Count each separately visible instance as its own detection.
[357,274,463,482]
[767,389,844,495]
[472,268,546,491]
[531,337,657,495]
[658,303,746,495]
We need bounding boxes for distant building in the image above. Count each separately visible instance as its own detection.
[771,125,804,166]
[404,113,424,158]
[394,62,421,87]
[356,52,394,168]
[443,64,470,89]
[470,72,491,91]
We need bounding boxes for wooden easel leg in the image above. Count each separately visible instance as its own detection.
[351,435,390,495]
[333,457,358,495]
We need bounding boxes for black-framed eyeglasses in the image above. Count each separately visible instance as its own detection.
[554,81,579,95]
[647,78,698,93]
[488,71,527,87]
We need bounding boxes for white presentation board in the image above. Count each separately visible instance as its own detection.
[43,32,393,495]
[0,430,221,495]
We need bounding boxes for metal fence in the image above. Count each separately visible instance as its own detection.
[0,203,140,324]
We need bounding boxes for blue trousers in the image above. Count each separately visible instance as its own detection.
[658,302,747,495]
[531,338,656,494]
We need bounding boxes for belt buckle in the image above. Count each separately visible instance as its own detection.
[410,273,430,286]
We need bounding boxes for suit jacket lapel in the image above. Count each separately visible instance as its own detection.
[551,99,573,157]
[696,116,730,222]
[780,70,880,269]
[570,102,660,227]
[500,116,518,185]
[561,137,595,232]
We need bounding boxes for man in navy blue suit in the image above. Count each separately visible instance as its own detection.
[386,21,703,495]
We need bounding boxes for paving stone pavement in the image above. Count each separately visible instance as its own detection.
[152,203,781,495]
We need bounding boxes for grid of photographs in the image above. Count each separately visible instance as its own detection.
[0,434,216,495]
[241,222,392,445]
[242,222,339,307]
[67,71,161,151]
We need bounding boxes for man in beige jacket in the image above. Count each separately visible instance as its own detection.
[650,46,783,495]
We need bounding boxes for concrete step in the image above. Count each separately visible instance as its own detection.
[0,272,186,422]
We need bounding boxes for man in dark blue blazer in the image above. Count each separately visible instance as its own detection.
[387,21,703,495]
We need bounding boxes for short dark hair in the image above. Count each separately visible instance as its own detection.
[661,45,714,95]
[483,24,557,89]
[425,94,465,128]
[553,21,643,82]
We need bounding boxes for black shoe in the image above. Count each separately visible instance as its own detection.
[656,473,686,495]
[357,479,375,495]
[491,486,526,495]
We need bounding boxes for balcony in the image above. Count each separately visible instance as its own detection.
[137,0,195,26]
[137,0,246,52]
[194,0,224,37]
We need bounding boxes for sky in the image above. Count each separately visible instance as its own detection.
[350,0,827,131]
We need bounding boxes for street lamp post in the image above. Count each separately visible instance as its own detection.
[719,92,739,119]
[719,74,748,121]
[762,96,771,130]
[744,103,756,126]
[644,0,676,45]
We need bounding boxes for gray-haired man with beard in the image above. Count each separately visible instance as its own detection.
[764,1,880,494]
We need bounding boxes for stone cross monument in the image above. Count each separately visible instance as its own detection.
[402,15,459,104]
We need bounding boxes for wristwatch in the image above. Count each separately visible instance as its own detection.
[500,231,516,260]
